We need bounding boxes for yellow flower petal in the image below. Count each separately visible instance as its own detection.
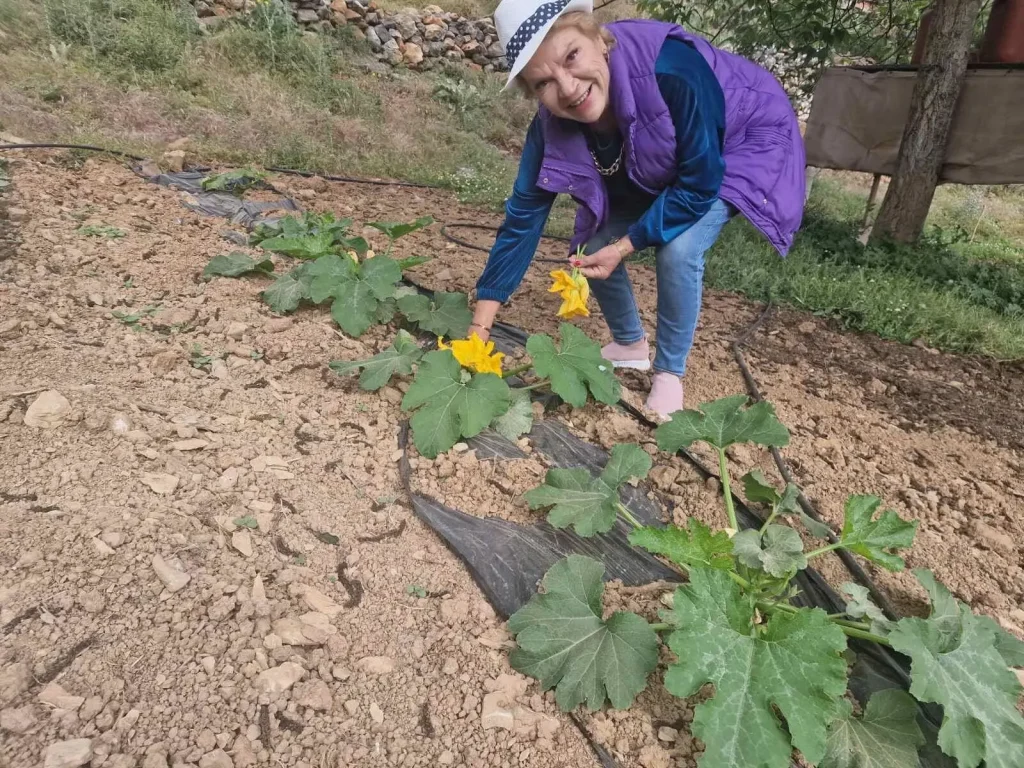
[437,337,450,351]
[549,270,577,296]
[449,332,503,374]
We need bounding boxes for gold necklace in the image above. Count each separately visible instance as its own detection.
[590,146,623,176]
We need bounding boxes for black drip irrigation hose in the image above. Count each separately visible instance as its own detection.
[730,305,902,622]
[440,222,569,264]
[1,140,899,614]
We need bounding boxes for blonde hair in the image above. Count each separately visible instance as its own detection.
[513,11,616,96]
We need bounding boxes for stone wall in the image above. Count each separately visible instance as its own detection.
[191,0,509,73]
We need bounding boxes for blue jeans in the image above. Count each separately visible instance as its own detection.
[585,198,734,376]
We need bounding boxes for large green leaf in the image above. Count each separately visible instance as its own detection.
[821,690,924,768]
[202,251,274,280]
[663,567,848,768]
[732,524,807,578]
[888,569,1024,768]
[628,518,734,571]
[397,291,472,338]
[655,394,790,452]
[329,330,424,391]
[524,468,618,536]
[401,350,510,458]
[490,387,534,441]
[258,230,335,260]
[327,257,402,337]
[306,253,356,303]
[508,555,659,711]
[260,271,309,314]
[526,324,620,407]
[523,444,650,537]
[838,496,917,571]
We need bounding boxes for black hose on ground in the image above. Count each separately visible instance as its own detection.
[0,142,146,161]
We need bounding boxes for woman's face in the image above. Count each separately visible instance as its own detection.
[519,25,610,124]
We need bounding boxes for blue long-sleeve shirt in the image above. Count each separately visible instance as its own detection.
[476,37,726,303]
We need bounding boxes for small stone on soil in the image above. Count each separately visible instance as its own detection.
[44,738,93,768]
[152,554,190,592]
[255,662,304,695]
[24,390,71,429]
[356,656,395,675]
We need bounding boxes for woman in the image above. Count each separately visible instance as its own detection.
[468,0,806,419]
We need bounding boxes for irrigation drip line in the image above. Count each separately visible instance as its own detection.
[730,306,902,622]
[0,142,146,161]
[2,141,899,615]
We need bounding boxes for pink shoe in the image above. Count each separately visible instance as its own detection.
[601,337,651,371]
[646,372,684,421]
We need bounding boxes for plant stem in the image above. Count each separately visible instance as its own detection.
[839,626,892,646]
[806,542,843,560]
[650,623,672,633]
[717,448,738,531]
[830,617,873,632]
[759,509,780,535]
[516,379,551,392]
[615,502,644,530]
[502,363,533,379]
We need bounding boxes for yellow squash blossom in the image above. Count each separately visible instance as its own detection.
[437,333,504,375]
[549,267,590,319]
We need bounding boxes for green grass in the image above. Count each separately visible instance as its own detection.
[699,178,1024,359]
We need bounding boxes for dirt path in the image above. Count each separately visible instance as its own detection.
[1,153,1022,768]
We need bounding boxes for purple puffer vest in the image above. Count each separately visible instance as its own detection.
[536,19,806,256]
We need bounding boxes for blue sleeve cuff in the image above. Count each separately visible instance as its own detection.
[475,287,512,303]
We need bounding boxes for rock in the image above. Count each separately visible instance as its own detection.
[369,702,384,724]
[0,663,31,705]
[256,662,304,695]
[424,23,446,40]
[93,538,116,556]
[537,716,560,739]
[442,658,459,675]
[79,589,106,614]
[24,390,71,429]
[481,692,514,730]
[152,554,190,593]
[971,521,1015,555]
[44,739,93,768]
[225,321,247,340]
[438,751,455,766]
[142,753,169,768]
[798,321,816,334]
[657,726,678,742]
[725,444,753,465]
[100,531,126,548]
[296,8,319,22]
[866,377,888,395]
[161,150,186,173]
[47,312,67,329]
[344,699,359,716]
[151,351,179,376]
[252,574,267,603]
[298,612,335,644]
[208,595,236,622]
[7,207,28,223]
[264,318,293,334]
[272,618,318,646]
[171,438,208,451]
[1,705,36,734]
[79,696,103,722]
[294,680,333,711]
[141,473,179,495]
[403,42,424,65]
[356,656,395,675]
[294,585,342,617]
[199,749,233,768]
[231,736,257,768]
[393,13,417,38]
[232,530,254,558]
[152,307,196,328]
[107,756,137,768]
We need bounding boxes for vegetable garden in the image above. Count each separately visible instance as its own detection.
[199,173,1024,768]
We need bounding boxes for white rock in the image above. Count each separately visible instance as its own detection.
[115,709,141,731]
[24,390,71,429]
[152,554,190,592]
[92,538,116,556]
[142,753,168,768]
[481,692,514,731]
[208,595,236,621]
[171,438,209,451]
[231,736,257,768]
[369,702,384,724]
[252,574,267,602]
[272,618,312,646]
[0,663,31,705]
[100,531,126,548]
[294,585,342,617]
[44,738,93,768]
[255,662,304,695]
[202,656,216,675]
[356,656,395,675]
[293,680,333,712]
[141,473,179,495]
[232,530,253,558]
[225,322,247,340]
[199,749,233,768]
[0,705,36,734]
[38,683,85,711]
[298,611,336,644]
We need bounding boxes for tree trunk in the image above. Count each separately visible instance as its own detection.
[868,0,982,244]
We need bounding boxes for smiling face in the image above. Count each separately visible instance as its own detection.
[518,24,611,125]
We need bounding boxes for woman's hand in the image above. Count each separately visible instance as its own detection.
[467,299,500,342]
[573,237,632,280]
[467,322,491,343]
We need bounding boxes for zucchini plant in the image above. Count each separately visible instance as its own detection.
[508,394,1024,768]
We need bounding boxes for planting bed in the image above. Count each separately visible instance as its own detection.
[0,151,1022,768]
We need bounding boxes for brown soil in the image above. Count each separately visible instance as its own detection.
[1,153,1022,768]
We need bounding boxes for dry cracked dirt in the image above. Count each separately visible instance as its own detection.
[1,151,1023,768]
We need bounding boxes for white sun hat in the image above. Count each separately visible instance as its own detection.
[494,0,595,90]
